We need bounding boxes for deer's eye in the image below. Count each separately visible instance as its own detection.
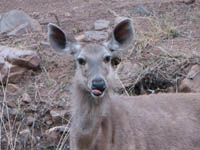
[104,55,111,63]
[77,57,86,65]
[111,57,121,67]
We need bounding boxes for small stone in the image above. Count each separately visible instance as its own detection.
[132,5,152,16]
[6,99,17,108]
[26,104,37,112]
[20,129,31,136]
[94,19,110,30]
[183,0,195,5]
[50,109,68,122]
[84,31,108,42]
[64,12,71,17]
[27,116,35,126]
[46,120,53,125]
[19,129,31,142]
[75,34,85,41]
[7,84,21,93]
[40,41,50,47]
[22,93,32,103]
[36,136,40,142]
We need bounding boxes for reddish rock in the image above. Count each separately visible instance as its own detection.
[0,45,40,83]
[0,46,40,69]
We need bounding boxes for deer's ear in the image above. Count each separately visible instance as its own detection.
[105,18,135,67]
[106,18,135,51]
[48,23,80,55]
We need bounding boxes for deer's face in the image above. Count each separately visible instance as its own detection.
[75,44,113,98]
[48,18,135,98]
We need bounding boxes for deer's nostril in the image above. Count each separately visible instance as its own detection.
[92,78,107,92]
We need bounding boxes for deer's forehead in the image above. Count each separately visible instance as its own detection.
[79,44,110,57]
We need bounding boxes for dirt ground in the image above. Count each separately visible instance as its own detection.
[0,0,200,149]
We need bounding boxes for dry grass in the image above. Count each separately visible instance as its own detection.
[118,13,200,95]
[0,69,24,150]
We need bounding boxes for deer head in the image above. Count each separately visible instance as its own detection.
[48,18,135,99]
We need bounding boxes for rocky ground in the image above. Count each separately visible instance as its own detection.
[0,0,200,149]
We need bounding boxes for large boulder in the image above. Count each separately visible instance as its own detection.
[0,45,40,84]
[179,65,200,93]
[0,46,40,69]
[0,10,41,36]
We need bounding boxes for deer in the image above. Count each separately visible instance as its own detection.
[47,18,200,150]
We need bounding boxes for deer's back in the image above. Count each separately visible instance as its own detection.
[111,93,200,150]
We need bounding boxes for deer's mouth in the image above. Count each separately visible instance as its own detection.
[91,88,105,98]
[90,78,107,98]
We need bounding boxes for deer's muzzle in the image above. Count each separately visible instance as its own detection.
[91,78,107,98]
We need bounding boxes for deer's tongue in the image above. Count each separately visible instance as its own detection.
[92,89,102,96]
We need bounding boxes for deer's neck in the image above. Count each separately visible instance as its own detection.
[72,84,111,117]
[71,83,112,148]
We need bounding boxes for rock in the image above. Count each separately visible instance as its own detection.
[36,136,41,142]
[19,129,32,143]
[46,120,53,125]
[25,104,37,112]
[6,99,17,108]
[0,10,41,36]
[22,93,32,103]
[183,0,195,5]
[94,19,110,30]
[75,34,85,41]
[0,45,40,84]
[7,83,21,93]
[20,129,31,137]
[0,61,26,83]
[179,65,200,92]
[64,12,71,17]
[46,125,68,134]
[27,116,35,126]
[9,64,26,82]
[84,31,108,42]
[0,46,40,69]
[131,5,152,16]
[50,109,68,122]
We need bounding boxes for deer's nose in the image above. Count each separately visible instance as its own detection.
[92,78,107,91]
